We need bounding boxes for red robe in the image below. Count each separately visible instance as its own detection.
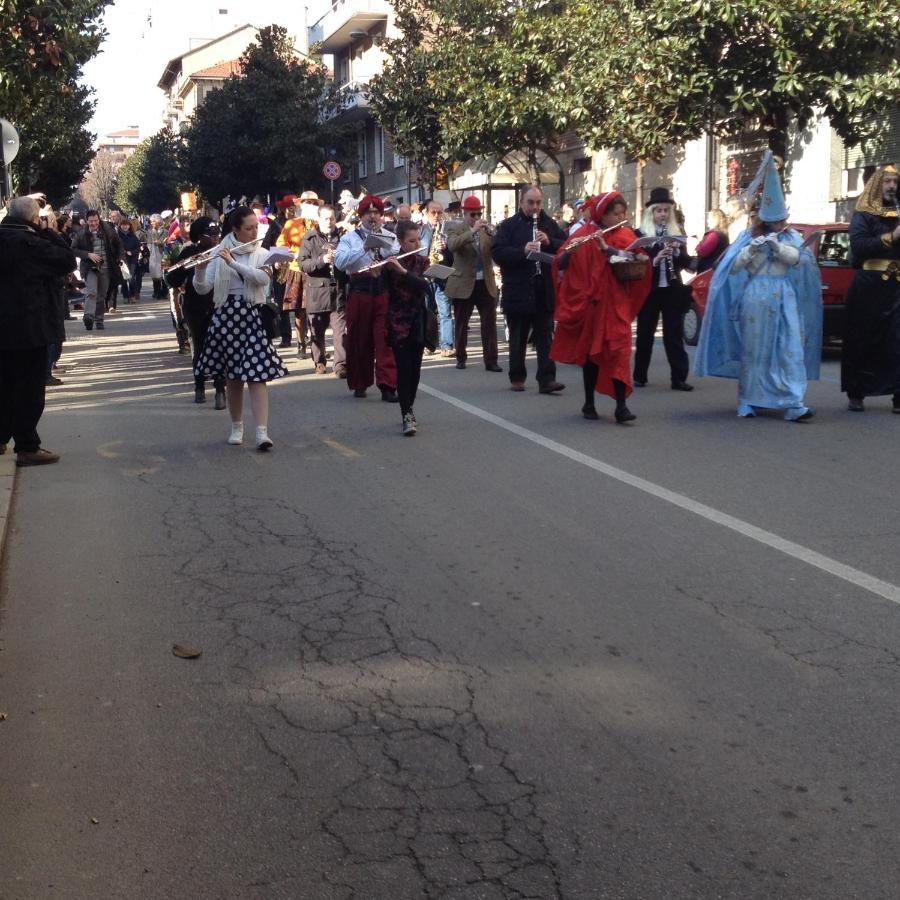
[550,223,651,399]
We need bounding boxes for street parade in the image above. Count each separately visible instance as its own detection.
[2,2,900,898]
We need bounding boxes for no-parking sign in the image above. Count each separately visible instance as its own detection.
[323,160,342,181]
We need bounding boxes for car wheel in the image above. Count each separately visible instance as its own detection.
[683,302,701,346]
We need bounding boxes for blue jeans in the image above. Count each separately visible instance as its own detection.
[433,284,454,350]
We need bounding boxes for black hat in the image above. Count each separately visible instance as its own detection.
[189,216,214,242]
[645,187,675,208]
[446,200,462,212]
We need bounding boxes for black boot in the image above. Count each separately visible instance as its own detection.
[613,379,636,423]
[194,386,206,404]
[582,362,599,419]
[214,386,227,410]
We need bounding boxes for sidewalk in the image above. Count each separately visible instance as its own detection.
[0,450,15,561]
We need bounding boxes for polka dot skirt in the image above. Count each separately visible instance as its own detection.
[196,295,288,383]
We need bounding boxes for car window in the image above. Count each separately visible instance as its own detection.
[818,231,850,267]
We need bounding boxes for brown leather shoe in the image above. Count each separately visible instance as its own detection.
[315,363,327,375]
[539,381,566,394]
[510,382,526,392]
[16,448,60,467]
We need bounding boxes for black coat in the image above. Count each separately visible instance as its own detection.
[491,210,566,315]
[71,221,124,281]
[636,228,691,290]
[0,217,76,350]
[299,227,346,313]
[164,242,214,318]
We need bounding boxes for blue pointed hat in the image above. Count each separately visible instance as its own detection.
[758,155,788,223]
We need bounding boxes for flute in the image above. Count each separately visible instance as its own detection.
[565,220,631,252]
[357,247,421,273]
[167,238,263,272]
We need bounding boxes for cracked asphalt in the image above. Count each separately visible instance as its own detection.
[2,300,900,899]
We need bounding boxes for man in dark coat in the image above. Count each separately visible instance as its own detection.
[0,196,77,465]
[491,185,566,393]
[841,163,900,412]
[299,205,347,377]
[71,209,124,331]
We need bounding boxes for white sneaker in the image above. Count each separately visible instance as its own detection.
[256,426,273,451]
[228,422,244,445]
[402,413,417,436]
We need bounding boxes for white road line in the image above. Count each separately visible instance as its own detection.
[419,384,900,605]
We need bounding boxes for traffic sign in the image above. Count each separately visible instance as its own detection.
[1,119,20,166]
[323,160,342,181]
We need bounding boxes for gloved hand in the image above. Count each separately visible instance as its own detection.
[750,235,768,247]
[764,232,779,244]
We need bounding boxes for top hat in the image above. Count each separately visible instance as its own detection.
[446,200,462,212]
[645,187,675,208]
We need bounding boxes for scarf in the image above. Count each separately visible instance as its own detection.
[213,232,258,307]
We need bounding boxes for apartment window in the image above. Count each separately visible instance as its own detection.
[394,148,406,168]
[358,129,367,179]
[374,125,385,174]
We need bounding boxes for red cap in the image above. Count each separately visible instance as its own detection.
[276,194,297,210]
[357,195,385,214]
[462,196,483,211]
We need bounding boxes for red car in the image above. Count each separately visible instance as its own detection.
[683,223,852,346]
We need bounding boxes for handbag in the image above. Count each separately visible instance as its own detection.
[256,297,280,340]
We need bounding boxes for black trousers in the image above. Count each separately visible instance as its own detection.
[633,286,689,384]
[0,347,48,453]
[506,309,556,386]
[393,341,424,416]
[184,308,224,391]
[309,309,347,372]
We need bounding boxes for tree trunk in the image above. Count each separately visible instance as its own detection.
[766,106,789,165]
[635,158,645,211]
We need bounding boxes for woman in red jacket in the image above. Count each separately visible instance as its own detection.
[551,192,651,423]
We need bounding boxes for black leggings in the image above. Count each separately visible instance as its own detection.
[394,341,424,416]
[582,361,626,408]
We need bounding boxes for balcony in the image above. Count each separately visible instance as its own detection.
[326,78,373,122]
[309,0,390,53]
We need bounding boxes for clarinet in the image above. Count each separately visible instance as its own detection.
[532,213,541,275]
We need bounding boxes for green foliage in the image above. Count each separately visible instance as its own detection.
[11,83,96,204]
[182,25,352,205]
[370,0,900,170]
[115,128,186,214]
[0,0,111,121]
[0,1,112,203]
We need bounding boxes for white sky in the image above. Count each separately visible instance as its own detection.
[81,0,326,144]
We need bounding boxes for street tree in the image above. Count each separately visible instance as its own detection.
[0,0,111,121]
[80,149,118,214]
[11,83,96,204]
[370,0,573,186]
[566,0,900,162]
[115,128,186,214]
[183,25,350,205]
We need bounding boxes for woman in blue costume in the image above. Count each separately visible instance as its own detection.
[694,157,822,421]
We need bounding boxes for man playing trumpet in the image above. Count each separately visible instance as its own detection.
[444,196,502,372]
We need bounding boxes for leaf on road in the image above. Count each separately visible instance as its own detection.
[172,643,202,659]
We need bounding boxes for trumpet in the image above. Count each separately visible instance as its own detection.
[166,238,264,272]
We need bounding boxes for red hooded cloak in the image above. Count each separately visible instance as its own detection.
[550,192,651,399]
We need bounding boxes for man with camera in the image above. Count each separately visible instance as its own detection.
[71,209,124,331]
[0,196,76,466]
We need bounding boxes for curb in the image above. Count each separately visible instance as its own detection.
[0,453,16,562]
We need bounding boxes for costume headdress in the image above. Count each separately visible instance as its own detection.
[357,195,384,214]
[589,191,625,224]
[757,155,789,223]
[854,164,900,217]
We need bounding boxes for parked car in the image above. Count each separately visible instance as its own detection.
[682,223,852,346]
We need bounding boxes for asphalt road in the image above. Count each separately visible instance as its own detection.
[2,299,900,900]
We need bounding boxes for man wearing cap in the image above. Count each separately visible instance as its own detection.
[491,185,567,394]
[841,163,900,413]
[276,190,321,358]
[444,196,501,372]
[633,187,693,391]
[334,195,401,401]
[164,217,227,408]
